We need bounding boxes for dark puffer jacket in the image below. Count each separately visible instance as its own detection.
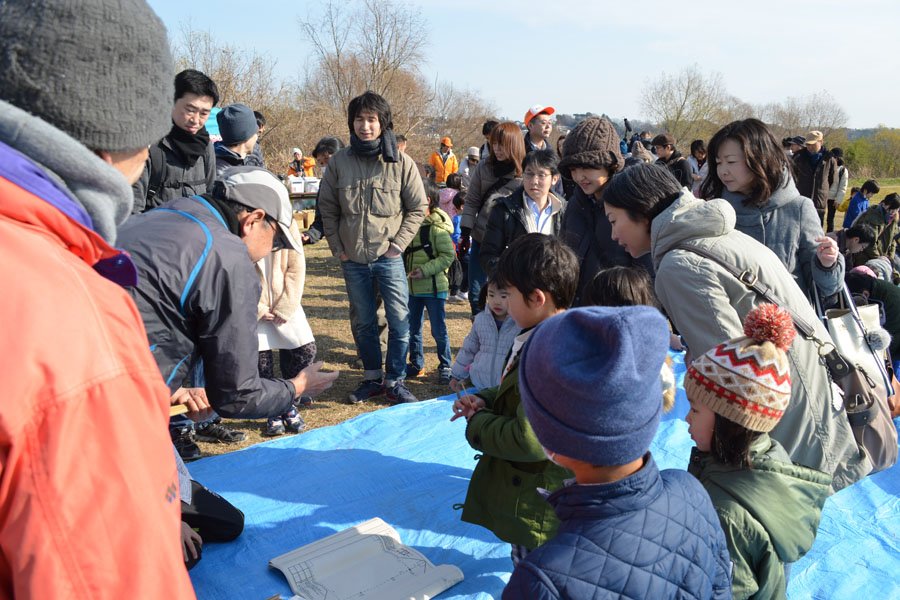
[657,150,694,188]
[559,186,654,305]
[792,147,836,212]
[503,455,733,600]
[479,187,566,275]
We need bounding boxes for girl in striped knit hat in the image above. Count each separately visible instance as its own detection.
[685,304,832,600]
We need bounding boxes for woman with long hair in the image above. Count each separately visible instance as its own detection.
[600,162,869,492]
[458,121,525,316]
[700,118,843,301]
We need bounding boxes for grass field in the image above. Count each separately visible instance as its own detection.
[195,240,474,457]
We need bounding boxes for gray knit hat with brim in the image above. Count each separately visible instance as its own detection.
[519,306,669,467]
[0,0,174,151]
[558,116,623,179]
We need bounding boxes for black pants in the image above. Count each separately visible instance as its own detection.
[826,199,837,233]
[181,480,244,570]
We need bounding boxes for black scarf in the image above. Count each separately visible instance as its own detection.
[491,160,516,179]
[200,193,242,236]
[167,123,211,167]
[349,130,400,163]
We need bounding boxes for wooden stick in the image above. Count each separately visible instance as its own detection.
[169,404,188,417]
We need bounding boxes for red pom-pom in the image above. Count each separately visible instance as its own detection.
[743,303,796,351]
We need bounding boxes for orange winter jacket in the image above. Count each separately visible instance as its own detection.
[0,170,196,599]
[287,156,317,178]
[429,150,458,183]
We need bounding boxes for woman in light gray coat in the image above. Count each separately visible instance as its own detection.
[602,163,869,492]
[700,119,843,302]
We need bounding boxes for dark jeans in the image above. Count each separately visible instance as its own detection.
[826,199,837,233]
[181,480,244,570]
[468,240,487,316]
[407,295,452,371]
[341,255,410,382]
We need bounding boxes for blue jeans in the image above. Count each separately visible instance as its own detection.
[341,255,410,382]
[468,240,487,316]
[408,295,452,371]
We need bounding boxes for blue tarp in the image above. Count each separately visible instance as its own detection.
[189,354,900,599]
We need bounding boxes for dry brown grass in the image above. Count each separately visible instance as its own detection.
[195,241,475,458]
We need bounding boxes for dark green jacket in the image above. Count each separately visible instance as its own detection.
[852,204,898,266]
[688,435,832,600]
[403,208,454,297]
[460,337,572,549]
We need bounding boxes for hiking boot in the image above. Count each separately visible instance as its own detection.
[265,417,285,437]
[173,429,202,462]
[438,367,453,384]
[406,364,426,378]
[349,378,385,404]
[195,421,247,444]
[283,407,307,433]
[386,380,418,404]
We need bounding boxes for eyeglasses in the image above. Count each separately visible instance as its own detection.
[523,171,553,180]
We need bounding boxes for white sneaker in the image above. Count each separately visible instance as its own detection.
[448,294,463,303]
[457,291,469,301]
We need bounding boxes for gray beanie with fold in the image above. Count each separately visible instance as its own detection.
[0,0,174,151]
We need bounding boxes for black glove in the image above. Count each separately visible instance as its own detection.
[460,226,471,239]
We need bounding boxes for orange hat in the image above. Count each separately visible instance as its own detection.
[524,104,555,126]
[440,137,453,147]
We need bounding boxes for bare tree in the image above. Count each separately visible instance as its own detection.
[640,65,728,145]
[759,91,848,140]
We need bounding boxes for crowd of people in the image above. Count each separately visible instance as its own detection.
[2,0,897,598]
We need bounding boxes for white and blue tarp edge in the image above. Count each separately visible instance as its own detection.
[188,353,900,599]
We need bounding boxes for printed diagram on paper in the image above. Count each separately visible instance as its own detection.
[269,518,463,600]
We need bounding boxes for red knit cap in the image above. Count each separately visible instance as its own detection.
[684,304,795,432]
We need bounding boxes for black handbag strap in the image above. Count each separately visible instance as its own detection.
[671,243,855,380]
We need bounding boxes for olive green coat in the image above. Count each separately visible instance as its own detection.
[852,204,898,266]
[688,435,832,600]
[460,341,572,549]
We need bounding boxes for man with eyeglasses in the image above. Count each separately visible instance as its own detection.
[524,104,566,198]
[118,166,338,425]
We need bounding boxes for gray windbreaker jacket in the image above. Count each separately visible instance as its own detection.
[652,190,870,492]
[117,195,295,418]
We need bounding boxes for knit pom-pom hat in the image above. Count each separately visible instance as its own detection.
[558,116,623,180]
[684,304,795,432]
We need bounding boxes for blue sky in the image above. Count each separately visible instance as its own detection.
[147,0,898,129]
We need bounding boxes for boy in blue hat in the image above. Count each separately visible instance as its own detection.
[504,306,733,599]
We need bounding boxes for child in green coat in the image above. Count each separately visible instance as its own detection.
[450,233,579,565]
[404,178,456,382]
[685,304,833,600]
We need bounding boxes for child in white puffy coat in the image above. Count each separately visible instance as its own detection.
[449,278,518,392]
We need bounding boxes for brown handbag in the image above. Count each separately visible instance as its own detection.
[673,244,898,473]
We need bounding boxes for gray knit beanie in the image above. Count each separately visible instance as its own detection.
[0,0,174,152]
[558,116,623,179]
[217,104,259,146]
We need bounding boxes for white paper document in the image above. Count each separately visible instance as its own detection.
[269,518,464,600]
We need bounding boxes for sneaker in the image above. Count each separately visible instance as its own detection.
[406,364,426,378]
[349,378,385,404]
[173,429,202,461]
[457,291,469,301]
[295,396,313,407]
[386,380,418,404]
[448,294,463,303]
[195,421,247,444]
[438,367,452,384]
[265,417,285,437]
[283,407,307,433]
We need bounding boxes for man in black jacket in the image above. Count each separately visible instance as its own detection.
[792,130,837,226]
[652,133,693,189]
[132,69,219,213]
[118,167,337,457]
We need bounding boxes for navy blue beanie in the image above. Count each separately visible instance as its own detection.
[217,103,258,146]
[519,306,670,466]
